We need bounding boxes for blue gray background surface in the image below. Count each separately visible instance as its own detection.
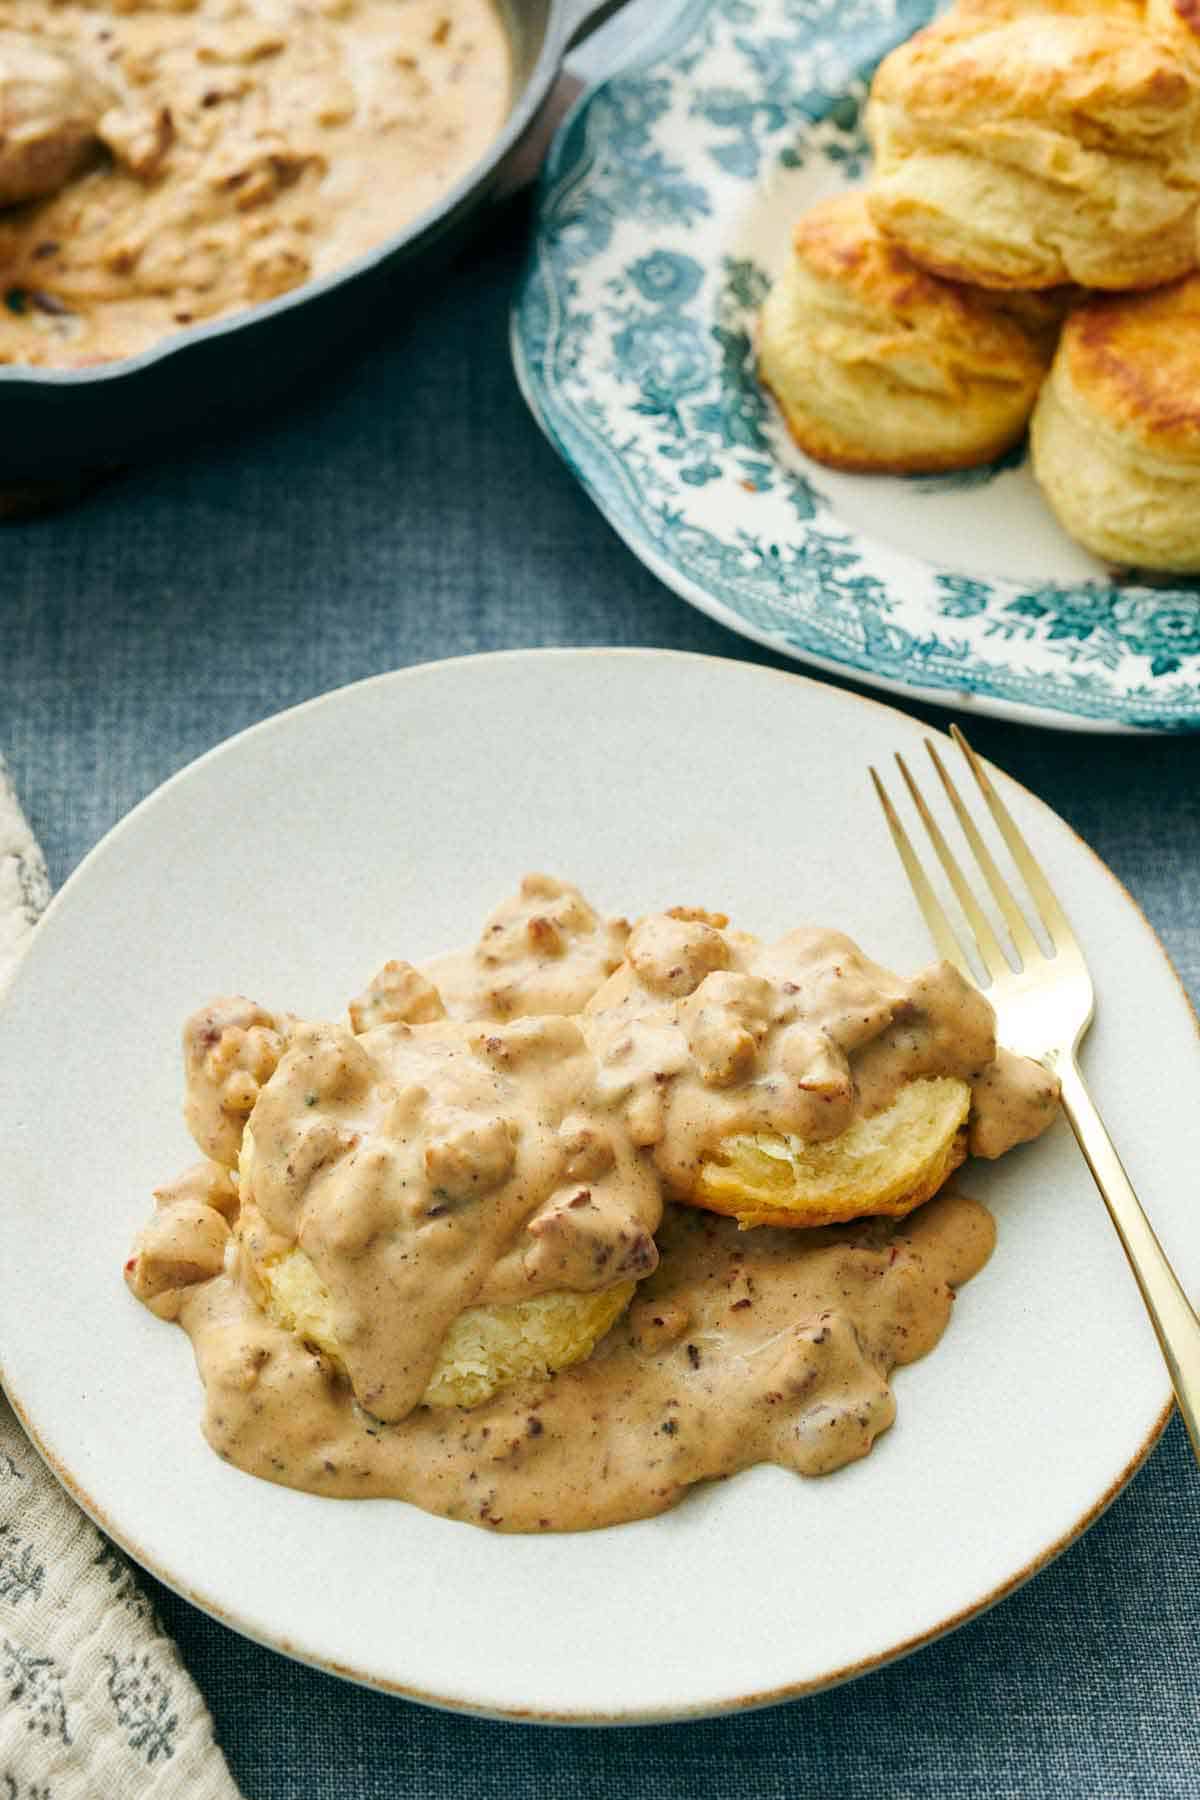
[5,41,1200,1793]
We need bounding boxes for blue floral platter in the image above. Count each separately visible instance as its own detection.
[511,0,1200,732]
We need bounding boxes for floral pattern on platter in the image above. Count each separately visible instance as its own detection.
[512,0,1200,730]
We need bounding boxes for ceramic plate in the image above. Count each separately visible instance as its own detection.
[0,650,1191,1720]
[511,0,1200,733]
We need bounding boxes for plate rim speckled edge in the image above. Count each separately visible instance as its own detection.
[509,0,1200,736]
[0,648,1184,1722]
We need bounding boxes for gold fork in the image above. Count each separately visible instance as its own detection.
[870,723,1200,1465]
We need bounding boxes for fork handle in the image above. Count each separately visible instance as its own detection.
[1060,1058,1200,1463]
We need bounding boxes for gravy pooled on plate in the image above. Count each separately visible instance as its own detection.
[0,0,510,366]
[126,875,1058,1532]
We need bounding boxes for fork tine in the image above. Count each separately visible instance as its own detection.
[950,725,1077,954]
[868,765,974,981]
[893,752,1011,982]
[924,738,1043,968]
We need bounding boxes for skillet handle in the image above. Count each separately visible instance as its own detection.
[554,0,635,52]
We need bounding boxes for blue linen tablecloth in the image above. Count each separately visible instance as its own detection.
[5,145,1200,1800]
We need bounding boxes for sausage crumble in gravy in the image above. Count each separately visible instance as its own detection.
[0,0,510,366]
[126,875,1058,1533]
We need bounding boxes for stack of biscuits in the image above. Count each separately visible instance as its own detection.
[757,0,1200,572]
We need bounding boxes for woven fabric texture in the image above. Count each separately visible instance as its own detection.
[3,192,1200,1800]
[0,772,242,1800]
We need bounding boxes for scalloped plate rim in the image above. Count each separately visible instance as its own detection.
[511,327,1147,737]
[510,0,1200,735]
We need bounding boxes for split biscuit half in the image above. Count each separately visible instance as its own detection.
[241,1217,637,1412]
[695,1076,972,1231]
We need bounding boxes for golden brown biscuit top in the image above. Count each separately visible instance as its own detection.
[1060,276,1200,462]
[871,2,1200,146]
[1148,0,1200,50]
[791,193,1049,381]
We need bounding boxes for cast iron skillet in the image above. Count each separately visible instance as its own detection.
[0,0,628,482]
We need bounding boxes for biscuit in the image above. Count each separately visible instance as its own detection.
[694,1076,972,1231]
[866,0,1200,291]
[756,192,1050,473]
[1030,275,1200,570]
[245,1228,636,1411]
[1147,0,1200,62]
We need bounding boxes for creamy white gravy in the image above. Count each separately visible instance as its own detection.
[242,1012,662,1422]
[176,1187,994,1531]
[126,875,1058,1532]
[582,911,1056,1193]
[0,0,510,366]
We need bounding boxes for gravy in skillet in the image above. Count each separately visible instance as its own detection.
[0,0,510,366]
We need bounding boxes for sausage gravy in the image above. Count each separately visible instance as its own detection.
[126,876,1058,1532]
[0,0,510,365]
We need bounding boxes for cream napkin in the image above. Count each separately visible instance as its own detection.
[0,760,243,1799]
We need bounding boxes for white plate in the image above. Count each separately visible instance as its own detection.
[511,0,1200,733]
[0,649,1190,1720]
